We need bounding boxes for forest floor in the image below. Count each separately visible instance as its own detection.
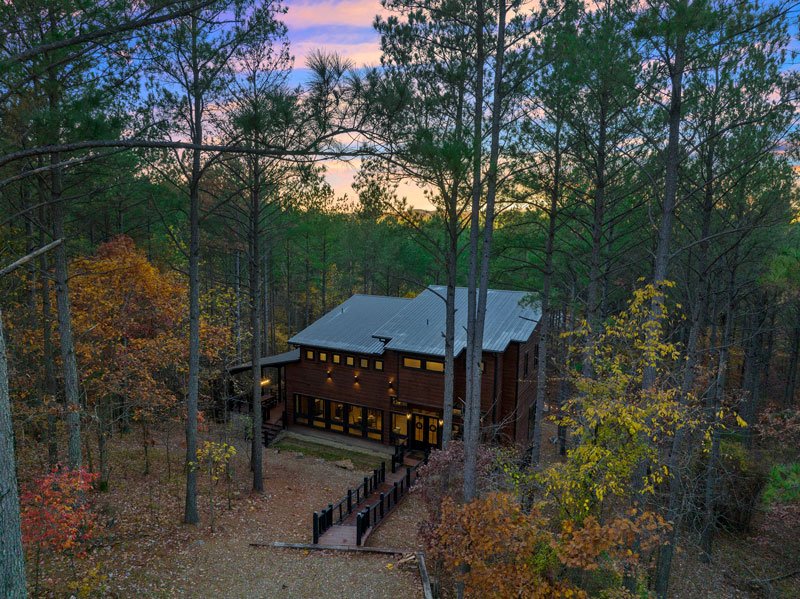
[16,424,798,598]
[17,425,423,598]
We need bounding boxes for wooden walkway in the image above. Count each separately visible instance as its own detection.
[317,455,421,547]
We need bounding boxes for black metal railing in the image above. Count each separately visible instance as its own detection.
[355,451,429,546]
[312,447,431,545]
[313,461,386,544]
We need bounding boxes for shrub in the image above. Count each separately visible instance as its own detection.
[704,439,767,533]
[762,463,800,505]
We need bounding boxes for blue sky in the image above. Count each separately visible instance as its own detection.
[282,0,392,202]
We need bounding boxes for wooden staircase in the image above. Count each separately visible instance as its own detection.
[263,417,283,445]
[262,398,284,446]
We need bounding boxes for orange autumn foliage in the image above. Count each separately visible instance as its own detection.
[431,493,668,598]
[70,236,185,422]
[69,236,230,423]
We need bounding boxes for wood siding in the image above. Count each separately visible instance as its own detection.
[284,331,539,445]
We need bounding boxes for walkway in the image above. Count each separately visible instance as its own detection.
[316,452,424,547]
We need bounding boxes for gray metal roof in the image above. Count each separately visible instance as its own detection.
[227,349,300,375]
[373,286,540,357]
[288,295,411,355]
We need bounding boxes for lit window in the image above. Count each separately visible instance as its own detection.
[374,360,384,371]
[332,354,341,364]
[360,357,369,368]
[319,352,327,362]
[403,357,422,369]
[425,360,444,373]
[306,350,314,360]
[346,356,355,367]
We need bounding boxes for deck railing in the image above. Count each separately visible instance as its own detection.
[312,462,387,543]
[312,446,431,546]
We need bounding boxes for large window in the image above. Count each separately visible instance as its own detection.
[294,395,384,442]
[345,356,355,367]
[330,401,345,432]
[366,409,383,441]
[332,354,341,364]
[306,350,315,360]
[374,359,384,371]
[312,398,326,428]
[391,412,408,444]
[347,405,363,436]
[294,395,309,424]
[359,357,369,368]
[319,351,328,362]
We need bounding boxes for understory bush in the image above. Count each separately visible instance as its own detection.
[762,463,800,505]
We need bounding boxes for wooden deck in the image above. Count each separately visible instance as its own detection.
[317,454,421,547]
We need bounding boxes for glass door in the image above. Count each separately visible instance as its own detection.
[410,414,441,450]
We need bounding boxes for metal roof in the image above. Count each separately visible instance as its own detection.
[288,295,411,355]
[373,286,540,357]
[227,348,300,375]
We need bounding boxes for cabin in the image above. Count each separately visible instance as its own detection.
[228,286,541,450]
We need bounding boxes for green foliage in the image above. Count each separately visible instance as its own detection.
[763,463,800,506]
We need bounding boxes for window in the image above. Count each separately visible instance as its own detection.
[330,401,345,432]
[294,395,309,424]
[374,359,384,371]
[360,357,369,368]
[366,409,383,441]
[332,354,341,364]
[345,356,355,367]
[319,352,328,362]
[425,360,444,372]
[312,398,326,428]
[306,350,315,360]
[348,406,364,436]
[391,412,408,442]
[403,357,422,369]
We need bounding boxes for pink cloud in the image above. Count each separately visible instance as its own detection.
[284,0,388,30]
[292,39,382,67]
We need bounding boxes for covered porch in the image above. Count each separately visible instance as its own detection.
[224,349,300,444]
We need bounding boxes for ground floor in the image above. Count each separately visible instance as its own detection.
[291,393,463,451]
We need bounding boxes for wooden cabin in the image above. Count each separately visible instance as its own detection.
[230,286,541,450]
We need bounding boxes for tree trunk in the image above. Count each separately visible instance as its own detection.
[701,266,736,562]
[235,249,242,363]
[184,12,202,524]
[0,311,27,599]
[784,321,800,407]
[644,31,686,393]
[531,117,562,464]
[441,77,466,448]
[40,214,59,468]
[463,0,487,506]
[97,398,110,491]
[441,250,456,447]
[51,154,82,469]
[250,161,264,493]
[465,0,505,504]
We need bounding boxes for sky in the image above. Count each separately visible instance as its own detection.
[280,0,434,208]
[279,0,800,207]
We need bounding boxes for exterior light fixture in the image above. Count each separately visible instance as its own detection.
[388,379,394,389]
[260,378,270,386]
[326,370,332,379]
[406,413,411,420]
[439,419,444,426]
[354,373,359,383]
